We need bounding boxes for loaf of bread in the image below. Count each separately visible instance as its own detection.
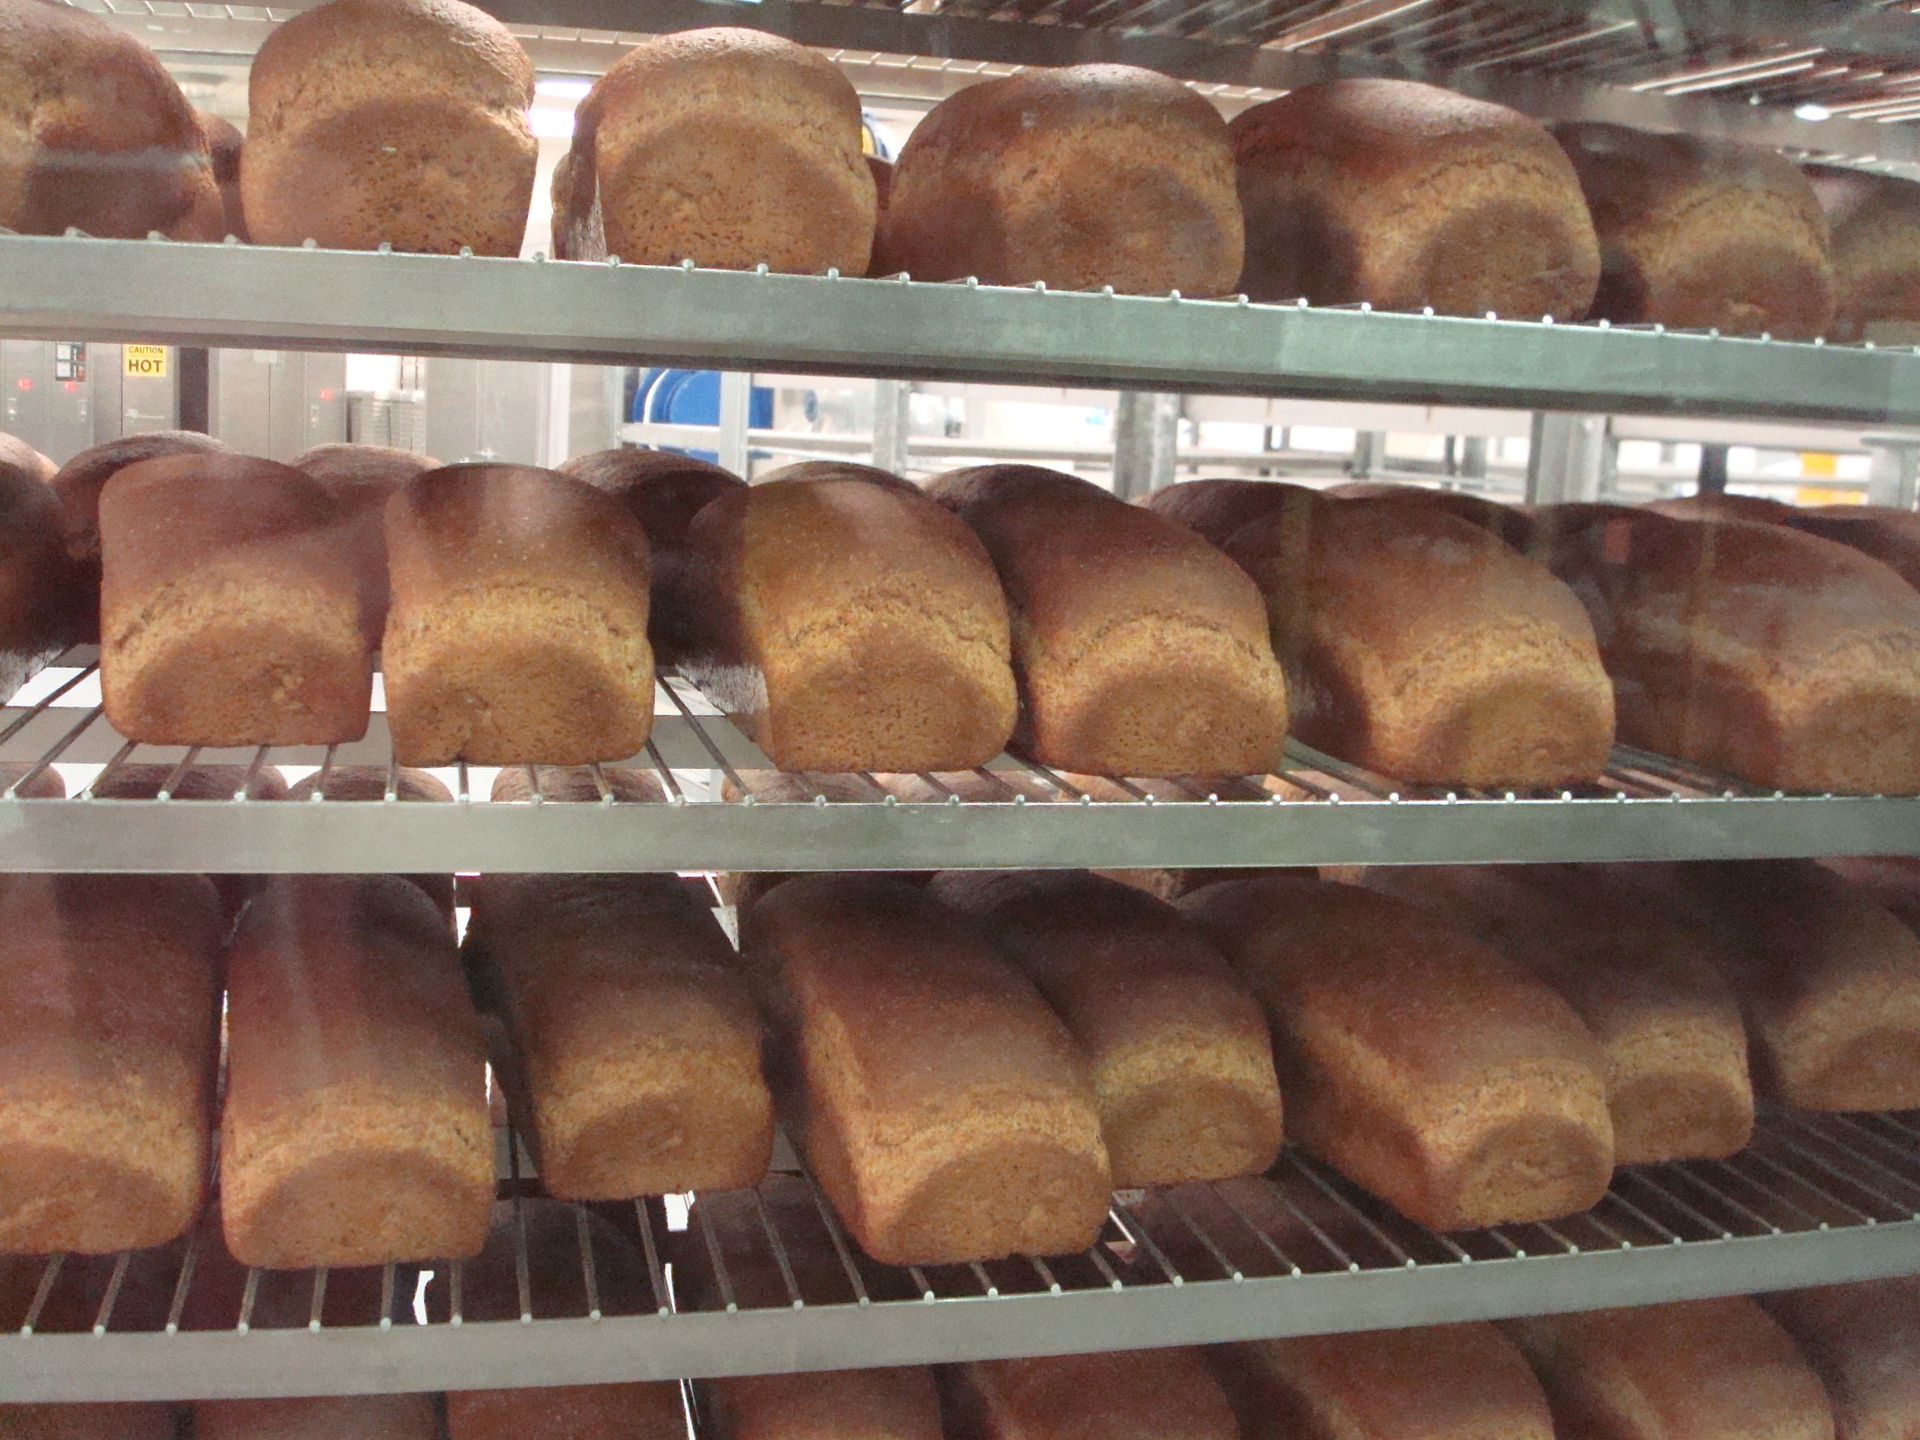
[287,765,454,922]
[1232,79,1599,317]
[1183,875,1612,1229]
[945,1350,1239,1440]
[1629,862,1920,1111]
[1821,855,1920,933]
[929,466,1288,776]
[195,1397,438,1440]
[1807,165,1920,343]
[1150,480,1614,787]
[1763,1279,1920,1440]
[0,1403,179,1439]
[1326,481,1533,547]
[1784,506,1920,592]
[741,874,1110,1264]
[0,762,64,799]
[1506,1298,1836,1440]
[1541,507,1920,793]
[0,0,216,238]
[930,869,1282,1186]
[167,111,248,242]
[0,432,54,485]
[221,874,493,1267]
[681,471,1017,772]
[383,463,655,765]
[555,27,873,274]
[465,872,771,1197]
[559,448,745,665]
[99,453,374,745]
[243,0,535,254]
[290,443,439,635]
[880,65,1242,294]
[1647,492,1799,525]
[1357,864,1753,1165]
[0,461,77,658]
[1554,123,1835,338]
[1218,1323,1553,1440]
[489,764,666,803]
[708,1369,943,1440]
[444,1199,687,1440]
[0,873,221,1253]
[867,155,896,276]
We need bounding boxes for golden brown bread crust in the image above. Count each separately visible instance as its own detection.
[0,874,221,1254]
[1542,508,1920,793]
[99,453,375,745]
[1181,875,1613,1230]
[1784,506,1920,592]
[383,463,655,765]
[465,873,772,1197]
[1326,482,1534,547]
[559,447,746,664]
[1762,1279,1920,1440]
[0,431,54,484]
[945,1350,1239,1440]
[221,875,494,1268]
[1218,1323,1553,1440]
[0,0,216,238]
[708,1368,942,1440]
[1807,165,1920,343]
[1356,864,1753,1165]
[930,466,1288,776]
[0,461,78,656]
[681,474,1017,772]
[1196,484,1614,787]
[1554,123,1835,339]
[930,869,1282,1187]
[195,1397,438,1440]
[881,65,1241,295]
[0,1402,179,1439]
[559,27,874,274]
[741,874,1111,1265]
[489,764,666,803]
[1232,80,1600,318]
[1505,1298,1836,1440]
[243,0,535,254]
[1144,477,1322,550]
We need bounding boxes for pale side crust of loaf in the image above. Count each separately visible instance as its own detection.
[448,1383,686,1440]
[681,476,1017,772]
[1807,167,1920,342]
[1506,1299,1836,1440]
[882,64,1242,295]
[243,0,535,254]
[1182,876,1613,1231]
[1219,1323,1553,1440]
[705,1369,943,1440]
[947,1350,1238,1440]
[0,874,221,1255]
[1762,1279,1920,1440]
[0,1402,177,1439]
[195,1396,439,1440]
[1231,80,1599,317]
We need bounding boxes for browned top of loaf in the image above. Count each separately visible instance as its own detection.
[196,1396,438,1440]
[249,0,533,133]
[1225,1323,1552,1440]
[1762,1278,1920,1438]
[1555,122,1826,234]
[948,1349,1237,1440]
[1506,1297,1835,1440]
[682,474,1009,667]
[288,765,450,802]
[0,432,54,485]
[1808,164,1920,234]
[741,874,1090,1112]
[709,1368,941,1440]
[1786,505,1920,590]
[50,431,229,561]
[290,443,438,500]
[1646,493,1798,525]
[385,463,651,603]
[92,762,290,801]
[1328,483,1534,547]
[224,875,481,1127]
[558,449,744,552]
[759,460,923,497]
[1181,875,1604,1087]
[928,465,1274,653]
[1144,478,1321,550]
[909,64,1224,164]
[489,764,666,803]
[1233,77,1557,163]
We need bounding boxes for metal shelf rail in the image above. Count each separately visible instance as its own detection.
[5,1110,1918,1402]
[4,655,1918,871]
[5,234,1920,423]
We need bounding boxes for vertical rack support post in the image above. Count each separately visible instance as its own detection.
[1112,390,1180,498]
[717,369,752,479]
[872,378,912,476]
[1526,411,1610,504]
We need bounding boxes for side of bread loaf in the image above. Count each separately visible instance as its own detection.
[741,874,1111,1265]
[0,1402,180,1438]
[1807,165,1920,343]
[680,473,1018,772]
[1182,875,1613,1230]
[0,462,78,658]
[930,466,1289,776]
[195,1396,439,1440]
[944,1349,1239,1440]
[382,463,655,765]
[930,869,1283,1187]
[1762,1279,1920,1440]
[221,875,494,1268]
[1231,79,1599,318]
[881,65,1241,295]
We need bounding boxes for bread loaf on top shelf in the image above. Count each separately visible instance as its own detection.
[1182,875,1613,1231]
[1231,79,1600,318]
[290,443,439,635]
[554,27,874,275]
[944,1350,1239,1440]
[929,466,1288,777]
[878,65,1243,295]
[99,453,375,746]
[1554,123,1835,339]
[242,0,536,254]
[1807,165,1920,343]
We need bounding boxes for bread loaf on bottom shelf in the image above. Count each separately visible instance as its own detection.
[930,869,1283,1187]
[740,874,1111,1265]
[1505,1297,1836,1440]
[193,1396,438,1440]
[1761,1278,1920,1440]
[944,1350,1239,1440]
[706,1369,943,1440]
[0,1404,179,1439]
[1216,1323,1554,1440]
[1784,506,1920,592]
[1181,875,1613,1230]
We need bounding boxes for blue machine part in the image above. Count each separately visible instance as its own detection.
[632,368,774,467]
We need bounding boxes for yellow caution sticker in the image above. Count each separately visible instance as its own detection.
[123,345,169,379]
